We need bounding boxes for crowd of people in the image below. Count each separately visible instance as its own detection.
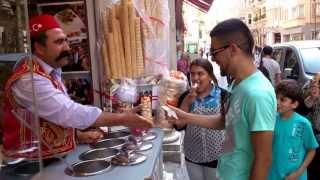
[174,18,320,180]
[2,11,320,180]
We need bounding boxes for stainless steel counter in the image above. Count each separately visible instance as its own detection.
[0,128,163,180]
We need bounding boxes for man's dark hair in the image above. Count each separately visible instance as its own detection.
[262,46,273,56]
[210,18,254,57]
[31,31,47,53]
[190,58,217,83]
[276,79,302,104]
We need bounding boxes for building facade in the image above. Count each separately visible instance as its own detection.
[243,0,320,46]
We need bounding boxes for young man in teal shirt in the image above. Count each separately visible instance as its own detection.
[168,19,276,180]
[268,80,318,180]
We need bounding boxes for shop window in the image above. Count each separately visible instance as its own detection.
[291,33,304,41]
[298,4,304,17]
[313,2,320,16]
[281,9,288,20]
[283,34,290,42]
[274,33,281,43]
[0,1,27,53]
[261,7,266,19]
[312,31,320,40]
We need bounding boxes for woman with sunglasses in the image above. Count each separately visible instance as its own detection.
[174,58,227,180]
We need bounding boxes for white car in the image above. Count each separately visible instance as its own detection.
[272,40,320,86]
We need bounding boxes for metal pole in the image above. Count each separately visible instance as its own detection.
[315,0,317,39]
[16,0,23,52]
[23,0,44,174]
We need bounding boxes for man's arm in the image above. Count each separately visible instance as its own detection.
[92,111,153,128]
[12,74,153,129]
[250,131,273,180]
[168,105,225,129]
[285,149,316,180]
[174,95,192,129]
[275,73,281,86]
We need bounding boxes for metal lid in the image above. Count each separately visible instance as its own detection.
[111,152,147,166]
[136,142,153,152]
[91,138,126,149]
[65,159,111,177]
[142,132,157,141]
[79,148,120,161]
[104,131,131,140]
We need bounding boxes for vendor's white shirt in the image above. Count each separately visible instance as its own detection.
[11,56,101,129]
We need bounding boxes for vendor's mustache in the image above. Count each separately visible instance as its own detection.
[55,51,72,62]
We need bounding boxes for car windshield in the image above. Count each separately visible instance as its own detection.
[300,47,320,74]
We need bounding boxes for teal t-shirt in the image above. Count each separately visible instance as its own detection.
[268,112,319,180]
[217,71,276,180]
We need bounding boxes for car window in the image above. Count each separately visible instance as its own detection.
[272,48,284,63]
[284,48,299,78]
[300,47,320,74]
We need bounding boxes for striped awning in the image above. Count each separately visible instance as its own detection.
[184,0,214,13]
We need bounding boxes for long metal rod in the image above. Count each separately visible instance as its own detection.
[21,1,75,174]
[315,0,317,39]
[23,0,44,172]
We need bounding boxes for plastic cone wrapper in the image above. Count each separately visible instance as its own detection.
[159,70,188,107]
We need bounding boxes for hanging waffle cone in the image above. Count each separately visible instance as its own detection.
[101,42,111,78]
[120,0,132,78]
[129,3,137,77]
[107,32,119,78]
[115,20,126,77]
[110,7,122,78]
[135,18,144,75]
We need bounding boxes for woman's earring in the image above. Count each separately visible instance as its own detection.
[211,80,215,85]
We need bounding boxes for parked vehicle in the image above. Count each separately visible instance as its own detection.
[271,40,320,86]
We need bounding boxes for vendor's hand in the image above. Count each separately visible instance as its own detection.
[76,129,104,144]
[123,112,154,128]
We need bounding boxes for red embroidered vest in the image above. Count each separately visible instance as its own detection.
[3,58,75,159]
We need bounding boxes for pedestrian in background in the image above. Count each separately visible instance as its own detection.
[261,46,281,86]
[177,52,190,77]
[304,73,320,180]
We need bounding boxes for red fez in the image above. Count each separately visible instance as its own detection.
[29,14,61,37]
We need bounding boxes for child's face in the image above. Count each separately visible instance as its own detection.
[276,93,298,114]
